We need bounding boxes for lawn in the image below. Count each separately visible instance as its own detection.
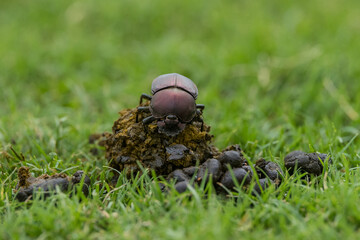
[1,0,360,239]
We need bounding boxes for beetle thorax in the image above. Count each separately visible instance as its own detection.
[151,73,198,99]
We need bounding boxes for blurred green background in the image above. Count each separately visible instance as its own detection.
[1,0,360,239]
[1,0,360,159]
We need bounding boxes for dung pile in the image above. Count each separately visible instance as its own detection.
[103,106,219,176]
[100,106,331,195]
[165,147,284,195]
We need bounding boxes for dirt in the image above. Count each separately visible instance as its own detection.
[15,167,91,202]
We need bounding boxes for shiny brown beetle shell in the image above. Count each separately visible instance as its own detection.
[151,73,198,100]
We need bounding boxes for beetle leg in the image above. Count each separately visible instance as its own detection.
[198,117,204,132]
[142,115,156,133]
[196,104,205,109]
[193,113,204,132]
[196,104,205,114]
[143,115,156,124]
[136,106,151,123]
[139,93,152,105]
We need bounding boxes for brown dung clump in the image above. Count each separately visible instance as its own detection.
[15,167,91,202]
[17,166,69,189]
[104,106,219,176]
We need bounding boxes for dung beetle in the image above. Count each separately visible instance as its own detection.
[136,73,205,136]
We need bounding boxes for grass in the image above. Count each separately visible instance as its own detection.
[1,0,360,239]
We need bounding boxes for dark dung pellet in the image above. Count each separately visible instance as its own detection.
[166,144,189,162]
[167,169,189,183]
[252,178,271,195]
[147,154,165,169]
[218,150,244,168]
[15,178,70,202]
[183,166,198,177]
[255,159,284,182]
[220,168,252,190]
[197,158,222,183]
[71,171,91,196]
[242,165,254,178]
[284,151,331,175]
[175,181,189,193]
[15,169,91,202]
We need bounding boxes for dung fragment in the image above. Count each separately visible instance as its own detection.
[167,169,190,183]
[71,170,91,196]
[196,158,222,183]
[183,166,198,176]
[89,133,102,144]
[252,178,272,196]
[284,151,331,175]
[219,168,252,190]
[242,165,254,178]
[166,144,191,166]
[17,166,33,188]
[255,158,283,183]
[15,167,91,202]
[218,150,245,168]
[175,181,189,193]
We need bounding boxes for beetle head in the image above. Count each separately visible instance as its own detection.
[157,115,186,136]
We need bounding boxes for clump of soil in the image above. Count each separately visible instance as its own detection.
[15,167,91,202]
[103,106,218,176]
